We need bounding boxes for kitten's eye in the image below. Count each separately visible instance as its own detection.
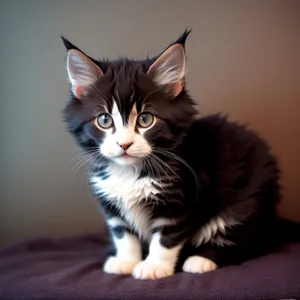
[137,112,154,128]
[97,113,113,129]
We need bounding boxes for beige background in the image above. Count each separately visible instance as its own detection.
[0,0,299,247]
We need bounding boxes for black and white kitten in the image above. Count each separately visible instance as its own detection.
[61,31,297,280]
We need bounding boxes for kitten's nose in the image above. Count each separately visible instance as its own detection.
[117,142,133,151]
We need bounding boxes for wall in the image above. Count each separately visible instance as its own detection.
[0,0,299,247]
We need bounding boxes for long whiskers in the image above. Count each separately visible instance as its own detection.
[152,148,200,199]
[148,156,173,198]
[150,153,181,181]
[70,148,103,176]
[86,155,106,175]
[142,156,169,201]
[71,152,96,174]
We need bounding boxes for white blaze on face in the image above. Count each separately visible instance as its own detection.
[100,100,155,166]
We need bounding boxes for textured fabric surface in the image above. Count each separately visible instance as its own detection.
[0,233,299,300]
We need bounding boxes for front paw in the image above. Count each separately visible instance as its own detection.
[182,255,217,274]
[103,256,140,275]
[132,260,174,280]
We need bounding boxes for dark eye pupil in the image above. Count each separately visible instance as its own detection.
[103,115,109,123]
[141,114,147,122]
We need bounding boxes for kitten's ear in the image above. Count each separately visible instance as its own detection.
[61,36,103,99]
[147,30,191,97]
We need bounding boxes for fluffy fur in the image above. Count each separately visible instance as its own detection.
[61,30,298,280]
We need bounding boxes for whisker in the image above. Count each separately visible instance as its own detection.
[71,155,95,175]
[144,157,168,205]
[71,153,96,174]
[152,148,200,200]
[86,155,106,175]
[70,149,100,175]
[151,153,181,181]
[147,155,174,198]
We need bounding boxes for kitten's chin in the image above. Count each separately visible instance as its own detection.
[112,155,141,166]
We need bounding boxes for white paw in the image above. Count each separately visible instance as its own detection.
[103,256,140,275]
[132,260,174,280]
[182,256,217,274]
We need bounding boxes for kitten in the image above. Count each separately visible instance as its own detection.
[61,30,298,280]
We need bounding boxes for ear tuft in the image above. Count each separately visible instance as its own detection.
[61,35,78,51]
[173,29,192,48]
[66,49,103,99]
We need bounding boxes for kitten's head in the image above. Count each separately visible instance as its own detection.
[62,30,197,167]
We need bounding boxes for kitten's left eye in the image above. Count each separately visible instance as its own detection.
[137,112,154,128]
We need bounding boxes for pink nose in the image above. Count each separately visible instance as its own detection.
[117,142,133,151]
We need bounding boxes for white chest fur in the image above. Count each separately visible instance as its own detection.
[90,163,161,239]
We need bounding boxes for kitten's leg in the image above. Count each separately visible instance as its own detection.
[183,215,273,274]
[132,232,183,280]
[103,217,142,275]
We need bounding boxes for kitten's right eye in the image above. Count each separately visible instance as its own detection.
[97,113,114,129]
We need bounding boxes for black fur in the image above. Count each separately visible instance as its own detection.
[62,30,299,273]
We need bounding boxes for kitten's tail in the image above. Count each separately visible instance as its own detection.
[275,217,300,243]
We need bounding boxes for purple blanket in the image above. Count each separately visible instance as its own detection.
[0,233,299,300]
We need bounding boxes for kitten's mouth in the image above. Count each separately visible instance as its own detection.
[112,152,140,166]
[114,152,134,159]
[110,153,134,160]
